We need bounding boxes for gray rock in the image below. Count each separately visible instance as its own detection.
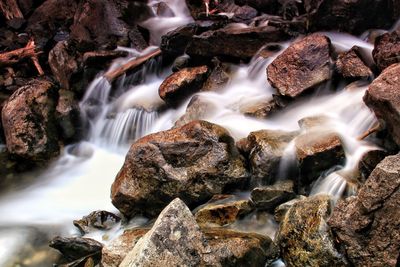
[250,180,296,211]
[73,210,121,235]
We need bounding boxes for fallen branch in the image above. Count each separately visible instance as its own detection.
[0,0,23,20]
[0,39,44,75]
[357,122,381,140]
[104,48,161,82]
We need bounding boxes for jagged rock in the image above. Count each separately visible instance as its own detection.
[203,228,280,267]
[73,210,121,235]
[101,228,149,267]
[111,120,248,218]
[195,199,253,226]
[159,65,210,106]
[56,89,81,141]
[49,236,103,261]
[363,63,400,146]
[186,25,290,61]
[329,154,400,266]
[48,41,79,90]
[267,34,332,98]
[174,95,217,128]
[250,180,296,211]
[239,130,298,184]
[336,46,373,79]
[373,30,400,71]
[274,196,306,223]
[1,79,60,161]
[160,23,198,57]
[295,130,345,185]
[276,195,347,267]
[119,198,217,266]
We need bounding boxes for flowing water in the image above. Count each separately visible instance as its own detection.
[0,1,383,265]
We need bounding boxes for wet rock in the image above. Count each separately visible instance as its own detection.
[111,120,248,218]
[119,198,217,266]
[201,59,231,91]
[83,50,129,67]
[295,131,345,185]
[363,63,400,146]
[267,34,332,98]
[240,130,298,184]
[358,149,387,181]
[250,180,296,211]
[154,1,175,17]
[240,98,278,119]
[73,210,121,235]
[373,30,400,71]
[204,228,280,267]
[49,236,103,261]
[56,89,81,141]
[1,79,60,161]
[160,23,198,57]
[48,41,78,90]
[336,46,373,79]
[102,228,149,267]
[186,25,290,61]
[195,199,253,226]
[276,195,347,267]
[274,196,306,223]
[329,154,400,266]
[159,65,210,106]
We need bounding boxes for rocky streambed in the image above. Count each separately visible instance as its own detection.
[0,0,400,266]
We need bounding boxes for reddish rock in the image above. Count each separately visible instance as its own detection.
[111,120,248,218]
[159,65,210,106]
[363,63,400,146]
[267,34,332,98]
[373,30,400,71]
[329,154,400,266]
[336,46,373,79]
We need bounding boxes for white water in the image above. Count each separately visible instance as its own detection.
[0,2,382,264]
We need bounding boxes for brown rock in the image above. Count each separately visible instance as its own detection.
[250,180,296,211]
[267,34,332,98]
[56,89,81,140]
[373,30,400,71]
[159,65,210,106]
[49,236,103,261]
[1,79,60,161]
[363,63,400,146]
[336,46,373,79]
[111,120,249,218]
[174,95,217,128]
[73,210,121,235]
[329,154,400,266]
[276,195,347,267]
[160,23,198,57]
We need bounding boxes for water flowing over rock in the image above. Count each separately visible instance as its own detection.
[276,195,347,267]
[73,210,121,235]
[335,46,373,79]
[111,120,249,218]
[119,198,216,267]
[159,65,210,106]
[1,79,60,161]
[364,63,400,146]
[267,34,332,98]
[250,180,296,211]
[329,154,400,266]
[372,30,400,71]
[186,26,290,61]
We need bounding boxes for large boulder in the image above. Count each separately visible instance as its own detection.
[1,79,60,161]
[372,30,400,71]
[186,25,290,61]
[267,34,332,98]
[363,63,400,146]
[276,195,347,267]
[111,120,249,218]
[329,154,400,266]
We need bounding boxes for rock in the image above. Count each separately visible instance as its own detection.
[1,79,60,161]
[174,95,217,128]
[73,210,121,235]
[363,63,400,146]
[186,25,290,61]
[274,196,306,223]
[160,23,198,57]
[276,195,347,267]
[101,228,149,267]
[154,2,175,17]
[201,59,231,91]
[373,30,400,71]
[240,130,298,184]
[111,120,248,218]
[119,198,217,266]
[295,130,345,185]
[159,66,210,106]
[250,180,296,211]
[267,34,332,98]
[83,50,129,67]
[49,236,103,261]
[56,89,81,141]
[329,154,400,266]
[358,149,387,181]
[195,199,253,226]
[240,98,278,119]
[203,228,280,267]
[336,46,373,79]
